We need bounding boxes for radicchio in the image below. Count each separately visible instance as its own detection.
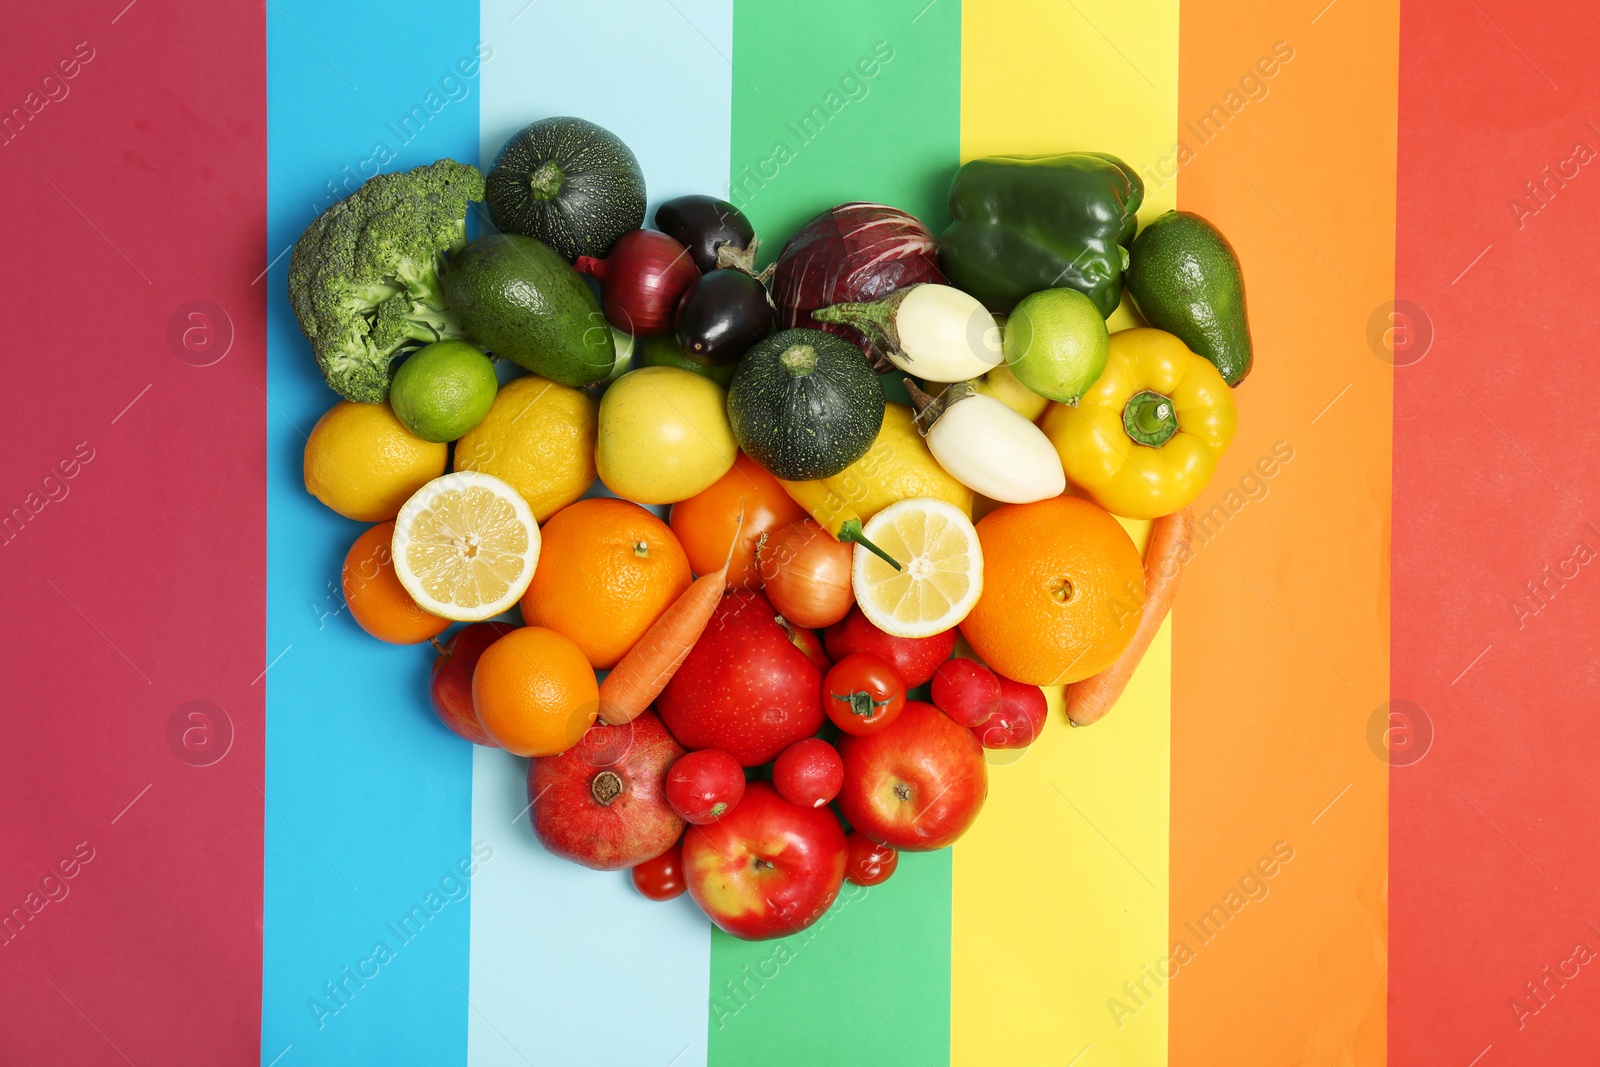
[772,202,946,369]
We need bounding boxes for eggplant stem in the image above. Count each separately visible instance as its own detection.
[811,287,913,353]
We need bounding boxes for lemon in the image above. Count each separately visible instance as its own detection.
[851,497,983,638]
[391,471,540,621]
[304,401,448,522]
[821,403,974,521]
[388,341,498,443]
[453,375,598,523]
[596,366,736,505]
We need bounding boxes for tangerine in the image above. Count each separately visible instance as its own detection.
[520,498,692,668]
[471,626,599,757]
[341,522,451,645]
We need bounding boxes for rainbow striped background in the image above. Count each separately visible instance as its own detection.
[4,0,1598,1063]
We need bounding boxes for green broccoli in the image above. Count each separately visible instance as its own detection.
[288,159,485,403]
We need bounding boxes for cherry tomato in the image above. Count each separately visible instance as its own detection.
[844,832,898,887]
[631,842,687,901]
[666,749,747,824]
[824,653,906,736]
[669,453,806,589]
[772,737,844,808]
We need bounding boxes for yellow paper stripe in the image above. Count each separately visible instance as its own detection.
[952,2,1177,1064]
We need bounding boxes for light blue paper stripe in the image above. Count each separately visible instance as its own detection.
[467,2,732,1065]
[264,4,481,1064]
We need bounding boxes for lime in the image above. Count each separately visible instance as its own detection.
[389,341,498,442]
[1003,289,1110,404]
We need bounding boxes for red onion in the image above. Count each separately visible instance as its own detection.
[576,229,700,336]
[771,202,946,367]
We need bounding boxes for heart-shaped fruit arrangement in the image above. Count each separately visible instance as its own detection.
[293,114,1243,940]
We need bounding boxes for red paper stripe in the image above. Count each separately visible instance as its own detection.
[0,3,264,1062]
[1392,1,1600,1062]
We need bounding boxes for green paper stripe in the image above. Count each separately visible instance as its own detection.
[709,4,961,1064]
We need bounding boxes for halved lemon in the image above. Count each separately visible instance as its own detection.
[391,471,539,622]
[851,497,983,639]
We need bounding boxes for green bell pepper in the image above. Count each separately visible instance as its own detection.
[938,152,1144,318]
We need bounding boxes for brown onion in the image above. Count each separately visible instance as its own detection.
[759,519,854,628]
[576,229,700,335]
[771,202,946,368]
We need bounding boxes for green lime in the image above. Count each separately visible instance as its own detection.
[389,341,498,442]
[1003,288,1110,403]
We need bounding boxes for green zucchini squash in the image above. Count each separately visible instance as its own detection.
[485,117,646,262]
[728,328,885,481]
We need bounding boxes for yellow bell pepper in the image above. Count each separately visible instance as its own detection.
[1043,328,1235,520]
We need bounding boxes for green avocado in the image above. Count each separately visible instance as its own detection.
[1126,210,1252,386]
[442,233,615,387]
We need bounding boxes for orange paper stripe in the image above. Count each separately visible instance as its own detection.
[1168,2,1395,1064]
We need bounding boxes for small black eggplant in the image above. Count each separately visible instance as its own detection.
[675,269,774,366]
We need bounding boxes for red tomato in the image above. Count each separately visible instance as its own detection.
[772,738,844,808]
[824,607,956,687]
[669,453,806,589]
[631,842,687,901]
[665,749,746,825]
[824,653,906,736]
[844,832,898,887]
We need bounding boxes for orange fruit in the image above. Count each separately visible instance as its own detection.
[341,522,451,645]
[471,626,599,756]
[959,496,1144,685]
[520,498,692,669]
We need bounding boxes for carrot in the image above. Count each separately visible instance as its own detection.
[1066,506,1194,727]
[597,509,744,724]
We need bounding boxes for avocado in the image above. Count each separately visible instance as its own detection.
[442,233,615,387]
[1126,211,1252,386]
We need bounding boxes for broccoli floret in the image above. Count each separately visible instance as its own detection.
[288,159,485,403]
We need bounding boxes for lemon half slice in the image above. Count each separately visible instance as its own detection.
[392,471,539,622]
[851,497,983,639]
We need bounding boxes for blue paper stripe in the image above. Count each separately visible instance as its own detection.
[263,4,481,1064]
[465,2,732,1065]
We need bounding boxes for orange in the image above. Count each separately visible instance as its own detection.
[959,496,1144,685]
[519,498,692,669]
[341,522,451,645]
[471,626,599,756]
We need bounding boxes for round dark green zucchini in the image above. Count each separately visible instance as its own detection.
[485,117,646,262]
[728,328,885,481]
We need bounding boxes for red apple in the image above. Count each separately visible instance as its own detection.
[682,782,847,940]
[824,607,955,687]
[657,591,825,766]
[838,701,987,850]
[772,738,843,809]
[666,749,746,825]
[429,622,515,745]
[528,711,685,870]
[972,678,1048,749]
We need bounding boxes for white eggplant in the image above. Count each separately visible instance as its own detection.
[812,284,1001,382]
[908,381,1066,504]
